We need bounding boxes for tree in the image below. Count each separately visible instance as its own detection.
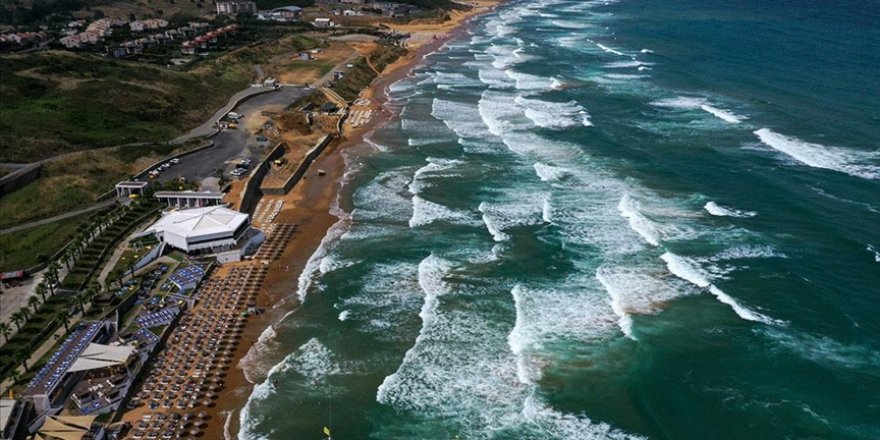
[10,311,26,332]
[35,282,48,302]
[28,296,41,314]
[62,246,74,271]
[56,310,70,333]
[75,293,88,314]
[46,261,61,295]
[0,322,11,343]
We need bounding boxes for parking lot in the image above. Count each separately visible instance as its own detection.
[153,87,308,187]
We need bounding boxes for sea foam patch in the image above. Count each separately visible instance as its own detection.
[753,129,880,180]
[661,252,782,325]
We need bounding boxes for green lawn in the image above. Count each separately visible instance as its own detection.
[0,212,91,271]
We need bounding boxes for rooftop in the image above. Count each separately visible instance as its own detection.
[145,206,248,239]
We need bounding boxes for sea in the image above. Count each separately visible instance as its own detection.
[237,0,880,439]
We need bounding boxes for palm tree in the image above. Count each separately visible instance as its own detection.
[75,293,88,314]
[0,322,11,343]
[35,282,48,302]
[88,282,100,301]
[62,246,75,271]
[10,311,26,332]
[27,296,41,314]
[56,310,70,333]
[45,262,61,296]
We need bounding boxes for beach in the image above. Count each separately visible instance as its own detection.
[231,0,880,438]
[210,3,505,438]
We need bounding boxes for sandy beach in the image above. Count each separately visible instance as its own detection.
[211,2,504,438]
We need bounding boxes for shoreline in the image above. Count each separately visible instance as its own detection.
[213,3,504,438]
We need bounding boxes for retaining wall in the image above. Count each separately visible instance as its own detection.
[0,163,42,198]
[238,142,286,214]
[262,135,333,196]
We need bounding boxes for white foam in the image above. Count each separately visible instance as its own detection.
[700,105,744,123]
[506,69,556,91]
[595,271,636,340]
[351,170,413,222]
[297,214,350,304]
[868,244,880,263]
[478,194,548,242]
[338,310,351,321]
[760,328,880,370]
[431,97,494,142]
[409,195,478,228]
[520,394,647,440]
[376,255,452,404]
[318,255,356,274]
[556,34,587,49]
[479,201,510,242]
[478,67,514,89]
[604,60,653,69]
[550,19,595,29]
[651,97,745,123]
[506,283,620,385]
[239,339,326,440]
[618,194,661,246]
[661,252,781,325]
[533,162,570,181]
[640,48,654,54]
[704,201,757,218]
[712,245,785,260]
[289,338,343,381]
[542,195,553,223]
[753,128,880,179]
[508,285,538,384]
[408,157,462,195]
[596,43,627,56]
[516,96,592,129]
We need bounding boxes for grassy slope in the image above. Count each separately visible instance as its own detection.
[331,43,406,101]
[0,51,251,162]
[0,211,91,271]
[0,142,198,229]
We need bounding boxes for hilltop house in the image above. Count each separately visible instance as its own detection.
[216,1,258,15]
[313,17,334,28]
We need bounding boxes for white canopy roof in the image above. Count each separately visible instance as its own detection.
[68,343,135,372]
[38,415,96,440]
[145,206,248,240]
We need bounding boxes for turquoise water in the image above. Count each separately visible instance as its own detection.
[238,0,880,438]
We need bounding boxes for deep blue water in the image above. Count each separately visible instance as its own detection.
[237,1,880,439]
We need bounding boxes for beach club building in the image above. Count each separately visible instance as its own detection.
[139,206,264,262]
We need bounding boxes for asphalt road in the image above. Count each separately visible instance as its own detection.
[155,86,308,186]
